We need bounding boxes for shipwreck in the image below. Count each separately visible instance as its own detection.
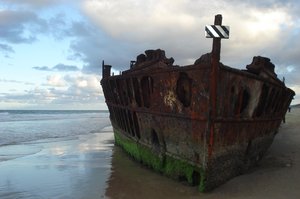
[100,15,295,191]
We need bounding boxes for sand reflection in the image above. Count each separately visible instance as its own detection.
[0,132,114,199]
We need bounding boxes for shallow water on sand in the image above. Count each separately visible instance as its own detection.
[0,110,114,199]
[0,131,114,199]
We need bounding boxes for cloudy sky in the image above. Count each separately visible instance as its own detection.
[0,0,299,110]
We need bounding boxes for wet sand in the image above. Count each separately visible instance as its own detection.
[106,108,300,199]
[0,109,299,198]
[0,127,114,199]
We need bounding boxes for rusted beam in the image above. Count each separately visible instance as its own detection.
[208,14,222,158]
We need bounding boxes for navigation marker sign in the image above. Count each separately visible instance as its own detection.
[205,25,230,39]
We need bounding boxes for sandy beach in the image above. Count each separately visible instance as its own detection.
[0,108,299,199]
[106,107,300,199]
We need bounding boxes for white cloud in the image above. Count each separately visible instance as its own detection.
[0,73,104,109]
[82,0,204,44]
[64,74,101,92]
[287,66,295,73]
[48,73,104,109]
[47,74,67,87]
[289,86,300,105]
[81,0,298,67]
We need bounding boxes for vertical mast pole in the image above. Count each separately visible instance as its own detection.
[208,14,222,158]
[211,14,222,118]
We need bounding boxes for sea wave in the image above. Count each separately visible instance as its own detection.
[0,110,111,147]
[0,144,43,162]
[0,110,109,122]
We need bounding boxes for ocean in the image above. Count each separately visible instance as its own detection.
[0,110,110,147]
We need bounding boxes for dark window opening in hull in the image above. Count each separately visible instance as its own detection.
[266,88,276,113]
[109,80,118,104]
[229,86,237,117]
[274,90,284,114]
[270,89,280,113]
[176,72,192,107]
[126,79,134,104]
[231,85,250,116]
[240,89,250,114]
[127,110,135,137]
[192,171,201,186]
[114,107,120,129]
[116,79,124,105]
[133,78,142,107]
[141,76,153,108]
[122,108,130,134]
[151,129,160,149]
[118,108,125,132]
[133,112,141,139]
[245,139,252,157]
[255,83,269,117]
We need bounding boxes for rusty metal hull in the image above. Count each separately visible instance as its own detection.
[101,50,295,191]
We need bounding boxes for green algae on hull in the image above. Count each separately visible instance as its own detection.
[114,129,206,192]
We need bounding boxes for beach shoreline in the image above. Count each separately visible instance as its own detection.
[0,108,299,198]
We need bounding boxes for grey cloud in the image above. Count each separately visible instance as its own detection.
[79,0,299,106]
[1,0,299,105]
[68,21,93,38]
[67,21,145,74]
[223,0,299,7]
[277,66,300,86]
[53,64,80,71]
[47,13,73,40]
[222,0,300,18]
[0,10,47,44]
[0,78,34,85]
[1,0,61,9]
[33,66,52,71]
[0,9,75,45]
[0,79,22,83]
[0,89,54,104]
[33,64,80,72]
[0,43,14,57]
[0,84,102,107]
[0,2,136,74]
[80,0,300,72]
[67,24,111,74]
[0,43,15,53]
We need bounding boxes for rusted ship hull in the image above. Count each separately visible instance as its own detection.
[100,15,294,192]
[101,55,294,191]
